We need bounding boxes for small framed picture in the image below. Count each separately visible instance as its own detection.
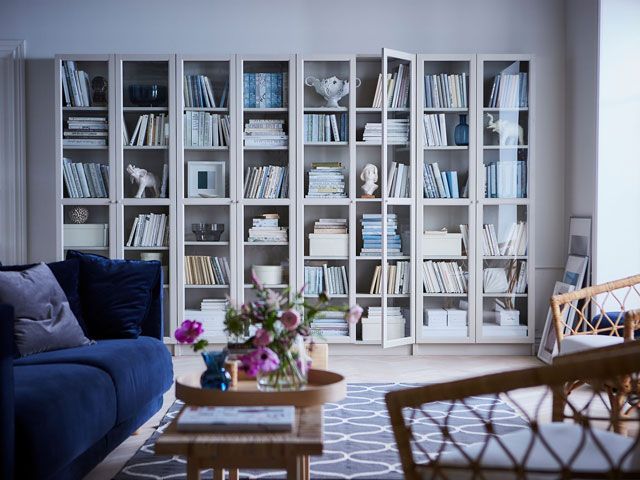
[188,161,225,198]
[537,281,576,364]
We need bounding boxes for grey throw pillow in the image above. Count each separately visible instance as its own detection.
[0,262,91,356]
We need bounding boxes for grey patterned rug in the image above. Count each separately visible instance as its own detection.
[115,383,526,479]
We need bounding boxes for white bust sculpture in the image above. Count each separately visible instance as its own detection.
[126,164,159,198]
[360,164,379,197]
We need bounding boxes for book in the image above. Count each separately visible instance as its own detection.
[244,118,287,147]
[362,119,409,144]
[304,113,347,143]
[248,213,288,242]
[243,72,287,108]
[368,262,410,294]
[177,406,295,433]
[422,261,467,294]
[184,112,230,147]
[62,158,109,198]
[244,165,288,199]
[424,73,468,109]
[488,73,528,108]
[304,264,348,295]
[61,61,93,107]
[306,162,346,198]
[129,114,169,146]
[126,213,168,247]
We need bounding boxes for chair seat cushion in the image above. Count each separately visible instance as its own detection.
[15,337,172,423]
[423,423,638,479]
[559,334,624,356]
[14,363,117,479]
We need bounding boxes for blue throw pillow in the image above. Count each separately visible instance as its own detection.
[66,251,160,339]
[0,258,88,335]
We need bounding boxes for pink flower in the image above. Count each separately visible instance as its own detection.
[345,305,363,325]
[251,271,263,289]
[281,309,301,331]
[240,347,280,376]
[174,320,204,344]
[253,328,273,347]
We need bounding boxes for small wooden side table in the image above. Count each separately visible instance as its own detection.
[155,369,346,480]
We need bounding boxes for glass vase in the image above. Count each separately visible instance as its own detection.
[256,349,307,391]
[200,351,231,391]
[454,114,469,146]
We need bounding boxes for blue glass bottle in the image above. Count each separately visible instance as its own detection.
[200,350,231,391]
[454,114,469,146]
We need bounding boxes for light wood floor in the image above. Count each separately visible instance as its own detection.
[84,354,541,480]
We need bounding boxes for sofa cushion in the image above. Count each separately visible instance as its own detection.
[559,334,624,356]
[66,251,160,339]
[15,337,173,423]
[14,363,117,479]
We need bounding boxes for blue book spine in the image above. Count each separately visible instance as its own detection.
[266,73,272,108]
[249,73,256,108]
[243,74,249,108]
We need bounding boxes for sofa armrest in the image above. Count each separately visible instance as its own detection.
[140,264,163,340]
[0,304,15,480]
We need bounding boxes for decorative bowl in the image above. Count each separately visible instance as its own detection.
[251,265,283,285]
[192,223,224,242]
[305,76,361,108]
[128,84,167,107]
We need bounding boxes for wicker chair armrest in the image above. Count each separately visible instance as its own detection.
[624,309,640,341]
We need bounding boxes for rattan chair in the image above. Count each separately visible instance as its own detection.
[386,342,640,480]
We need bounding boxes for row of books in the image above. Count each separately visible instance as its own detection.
[422,261,468,294]
[244,119,287,147]
[184,256,231,286]
[482,222,528,256]
[423,114,448,146]
[183,74,228,108]
[387,162,410,198]
[61,60,93,107]
[184,113,230,147]
[63,158,109,198]
[304,265,348,296]
[506,260,528,294]
[362,119,410,144]
[360,214,401,256]
[424,73,468,109]
[313,218,347,234]
[126,213,169,247]
[311,311,349,338]
[371,65,410,108]
[485,161,527,198]
[423,163,462,198]
[369,261,410,295]
[125,114,169,146]
[247,213,288,243]
[63,116,107,147]
[243,165,289,199]
[306,162,346,198]
[304,114,347,143]
[487,73,528,108]
[243,72,288,108]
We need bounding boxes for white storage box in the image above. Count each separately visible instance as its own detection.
[425,309,447,327]
[483,324,528,337]
[446,309,468,327]
[252,265,283,285]
[422,326,468,338]
[361,317,405,342]
[309,234,348,257]
[64,224,108,248]
[423,232,462,256]
[495,309,520,326]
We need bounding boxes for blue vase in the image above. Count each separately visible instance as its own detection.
[454,114,469,146]
[200,351,231,391]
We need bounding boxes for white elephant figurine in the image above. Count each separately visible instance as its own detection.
[127,164,159,198]
[360,164,379,197]
[485,113,524,146]
[305,75,361,108]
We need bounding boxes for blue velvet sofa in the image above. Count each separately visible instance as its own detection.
[0,267,173,480]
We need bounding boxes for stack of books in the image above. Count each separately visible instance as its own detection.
[63,116,107,147]
[313,218,347,234]
[424,73,468,109]
[183,113,230,147]
[488,73,528,108]
[506,261,528,294]
[243,165,288,198]
[244,119,287,148]
[184,299,229,337]
[422,261,467,294]
[61,60,93,107]
[126,114,169,146]
[306,162,346,198]
[304,113,347,143]
[422,114,448,146]
[62,158,109,198]
[247,213,288,243]
[362,119,409,144]
[126,213,169,247]
[304,264,348,295]
[369,261,410,294]
[360,214,401,256]
[366,306,407,324]
[184,256,231,285]
[423,162,461,198]
[482,222,527,256]
[243,72,288,108]
[485,161,527,198]
[183,74,227,108]
[311,311,349,338]
[371,65,410,108]
[387,162,410,198]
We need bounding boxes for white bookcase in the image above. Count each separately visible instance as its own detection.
[55,52,534,354]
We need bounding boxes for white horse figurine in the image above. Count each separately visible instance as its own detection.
[485,113,524,146]
[126,164,159,198]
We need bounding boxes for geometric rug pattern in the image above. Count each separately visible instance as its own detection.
[115,383,527,479]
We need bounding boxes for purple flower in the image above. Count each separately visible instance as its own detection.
[281,309,301,331]
[345,305,364,325]
[251,271,263,290]
[174,320,204,344]
[253,328,273,347]
[240,347,280,376]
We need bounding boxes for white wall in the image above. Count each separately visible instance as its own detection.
[0,0,567,334]
[597,0,640,284]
